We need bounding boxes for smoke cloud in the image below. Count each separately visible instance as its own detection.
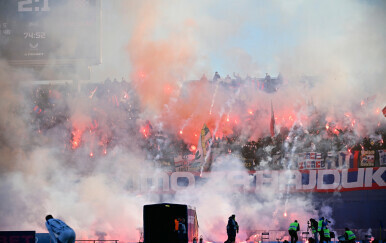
[0,0,385,242]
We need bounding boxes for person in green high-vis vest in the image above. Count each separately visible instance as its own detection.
[318,217,325,243]
[323,226,331,243]
[309,218,319,243]
[288,220,300,243]
[344,228,356,243]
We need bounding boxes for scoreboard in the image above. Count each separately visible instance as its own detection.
[0,0,101,67]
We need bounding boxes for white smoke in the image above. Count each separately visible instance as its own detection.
[0,0,385,242]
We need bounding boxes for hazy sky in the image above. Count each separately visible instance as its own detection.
[92,0,385,81]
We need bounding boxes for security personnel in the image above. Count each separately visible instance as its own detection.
[318,217,325,243]
[309,218,319,243]
[323,226,331,243]
[288,220,300,243]
[344,228,356,243]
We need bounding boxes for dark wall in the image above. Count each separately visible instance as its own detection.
[313,190,386,239]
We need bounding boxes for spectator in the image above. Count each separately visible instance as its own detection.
[45,215,76,243]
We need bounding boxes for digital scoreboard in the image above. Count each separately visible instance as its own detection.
[0,0,101,67]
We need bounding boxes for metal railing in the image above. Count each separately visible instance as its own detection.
[76,240,119,243]
[245,228,386,243]
[74,228,386,243]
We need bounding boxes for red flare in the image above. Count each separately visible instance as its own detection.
[71,128,82,149]
[333,128,339,135]
[141,128,148,138]
[140,121,152,138]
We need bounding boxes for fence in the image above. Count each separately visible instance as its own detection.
[75,228,386,243]
[76,240,119,243]
[245,228,386,243]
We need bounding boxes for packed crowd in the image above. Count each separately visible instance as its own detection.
[24,76,386,171]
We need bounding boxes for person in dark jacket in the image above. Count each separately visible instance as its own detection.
[225,214,239,243]
[288,220,300,243]
[178,218,187,243]
[213,72,221,82]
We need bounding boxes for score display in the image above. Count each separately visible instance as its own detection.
[0,0,101,66]
[18,0,51,12]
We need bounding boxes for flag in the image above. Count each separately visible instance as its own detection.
[270,101,275,137]
[190,124,212,172]
[360,150,375,167]
[200,124,211,157]
[378,150,386,166]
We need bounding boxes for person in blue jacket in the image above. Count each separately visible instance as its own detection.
[45,215,76,243]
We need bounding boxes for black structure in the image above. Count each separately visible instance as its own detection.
[143,203,199,243]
